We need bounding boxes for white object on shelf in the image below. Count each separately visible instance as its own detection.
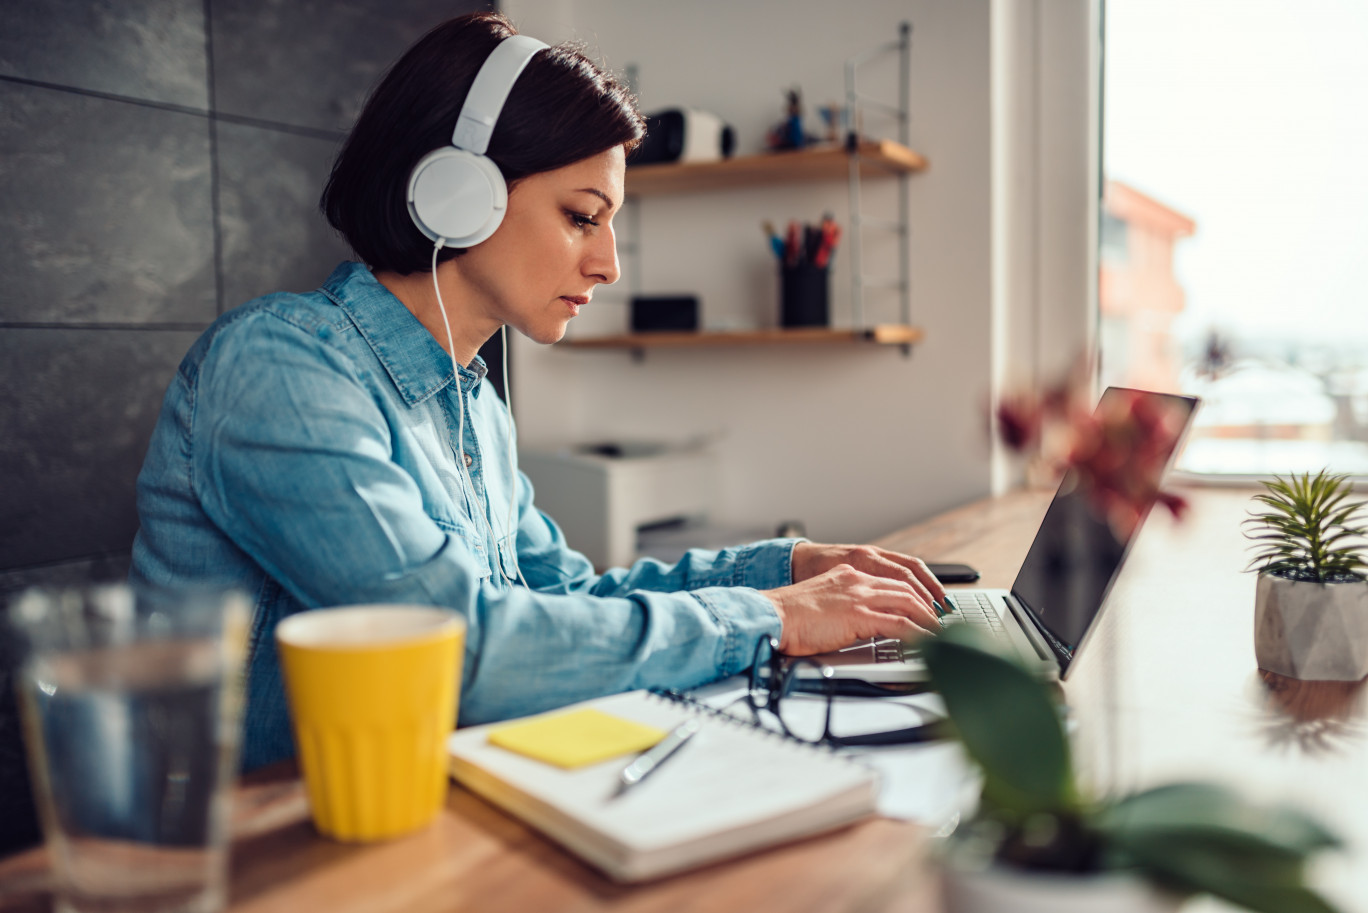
[521,442,718,570]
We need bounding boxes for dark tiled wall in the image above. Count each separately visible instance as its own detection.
[0,0,490,583]
[0,0,489,857]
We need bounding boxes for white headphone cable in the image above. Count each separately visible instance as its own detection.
[499,323,530,588]
[430,241,525,586]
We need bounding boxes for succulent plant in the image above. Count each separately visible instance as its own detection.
[921,626,1344,912]
[1245,470,1367,583]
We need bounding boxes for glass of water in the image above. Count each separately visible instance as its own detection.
[8,584,249,913]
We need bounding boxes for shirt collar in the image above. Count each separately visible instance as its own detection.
[321,261,487,406]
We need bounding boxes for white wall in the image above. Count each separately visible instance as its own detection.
[502,0,1095,544]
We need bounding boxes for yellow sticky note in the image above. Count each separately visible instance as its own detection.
[488,708,666,769]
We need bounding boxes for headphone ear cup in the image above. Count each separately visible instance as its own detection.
[407,147,509,248]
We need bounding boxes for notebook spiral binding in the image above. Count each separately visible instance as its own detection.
[648,688,858,760]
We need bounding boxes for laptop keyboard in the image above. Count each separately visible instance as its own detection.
[940,592,1006,636]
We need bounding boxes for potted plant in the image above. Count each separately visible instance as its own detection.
[920,626,1344,913]
[1245,470,1368,681]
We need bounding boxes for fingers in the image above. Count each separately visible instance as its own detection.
[903,555,949,606]
[792,543,951,612]
[822,564,938,634]
[855,572,941,634]
[841,546,949,610]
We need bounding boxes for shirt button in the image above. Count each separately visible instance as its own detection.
[463,452,474,468]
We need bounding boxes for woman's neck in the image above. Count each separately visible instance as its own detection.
[373,265,493,368]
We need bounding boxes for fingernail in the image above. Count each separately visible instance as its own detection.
[932,600,945,618]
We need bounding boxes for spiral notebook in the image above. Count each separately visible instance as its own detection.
[446,689,881,882]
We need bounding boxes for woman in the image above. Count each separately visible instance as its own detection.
[131,12,945,771]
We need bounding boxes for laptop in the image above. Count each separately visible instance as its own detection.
[801,386,1200,683]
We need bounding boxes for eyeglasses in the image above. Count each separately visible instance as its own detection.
[744,636,945,747]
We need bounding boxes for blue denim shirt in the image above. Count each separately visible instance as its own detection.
[131,262,788,770]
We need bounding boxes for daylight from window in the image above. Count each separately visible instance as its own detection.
[1101,0,1368,477]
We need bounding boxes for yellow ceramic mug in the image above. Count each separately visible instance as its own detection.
[276,605,465,842]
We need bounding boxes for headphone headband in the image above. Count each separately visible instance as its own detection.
[452,35,549,155]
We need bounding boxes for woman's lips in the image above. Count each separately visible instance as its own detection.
[561,295,589,316]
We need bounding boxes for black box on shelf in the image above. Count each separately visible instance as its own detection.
[630,295,699,332]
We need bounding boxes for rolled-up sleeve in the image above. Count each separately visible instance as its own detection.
[192,312,782,726]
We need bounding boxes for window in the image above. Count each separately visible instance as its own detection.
[1100,0,1368,477]
[1098,211,1129,265]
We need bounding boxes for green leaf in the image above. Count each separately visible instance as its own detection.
[1094,784,1344,913]
[919,626,1074,818]
[1097,783,1340,856]
[1107,836,1342,913]
[1321,494,1355,521]
[1109,832,1300,888]
[1320,531,1358,548]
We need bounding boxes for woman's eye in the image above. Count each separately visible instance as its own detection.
[568,211,599,231]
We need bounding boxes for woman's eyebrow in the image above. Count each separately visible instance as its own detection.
[575,187,617,211]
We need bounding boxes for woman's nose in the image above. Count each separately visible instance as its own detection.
[584,224,620,285]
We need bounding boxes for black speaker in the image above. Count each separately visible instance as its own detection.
[629,110,736,166]
[631,295,699,332]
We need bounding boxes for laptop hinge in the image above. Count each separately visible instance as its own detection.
[1004,594,1071,667]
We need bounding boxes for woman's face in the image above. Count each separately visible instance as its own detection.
[454,146,625,345]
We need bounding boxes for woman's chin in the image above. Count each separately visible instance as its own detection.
[522,323,570,347]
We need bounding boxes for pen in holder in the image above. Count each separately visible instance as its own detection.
[780,261,829,328]
[769,216,840,328]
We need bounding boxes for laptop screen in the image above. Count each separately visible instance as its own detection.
[1010,388,1198,670]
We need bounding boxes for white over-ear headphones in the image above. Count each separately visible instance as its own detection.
[406,34,549,248]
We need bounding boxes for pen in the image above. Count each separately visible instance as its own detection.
[761,220,784,259]
[813,219,841,268]
[784,220,802,267]
[615,717,701,796]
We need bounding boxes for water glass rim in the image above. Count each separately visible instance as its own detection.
[7,583,250,656]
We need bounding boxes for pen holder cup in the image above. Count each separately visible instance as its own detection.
[780,263,830,328]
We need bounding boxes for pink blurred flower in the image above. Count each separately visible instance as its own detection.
[997,377,1188,539]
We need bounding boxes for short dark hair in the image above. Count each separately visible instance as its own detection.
[321,12,644,274]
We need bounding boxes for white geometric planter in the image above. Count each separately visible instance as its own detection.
[1254,572,1368,680]
[940,863,1180,913]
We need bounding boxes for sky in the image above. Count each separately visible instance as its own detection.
[1104,0,1368,355]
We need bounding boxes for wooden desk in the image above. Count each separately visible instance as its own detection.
[3,485,1363,911]
[0,758,935,913]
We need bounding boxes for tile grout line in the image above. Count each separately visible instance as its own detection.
[0,549,135,584]
[204,0,225,316]
[0,75,344,143]
[0,323,211,332]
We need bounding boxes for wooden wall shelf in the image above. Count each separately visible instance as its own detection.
[624,140,928,196]
[561,324,923,354]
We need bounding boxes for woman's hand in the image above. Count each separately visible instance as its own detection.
[791,542,947,599]
[761,543,947,655]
